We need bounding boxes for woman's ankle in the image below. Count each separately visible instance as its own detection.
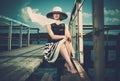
[70,68,77,74]
[64,63,70,71]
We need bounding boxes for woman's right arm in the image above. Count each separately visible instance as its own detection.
[46,24,66,40]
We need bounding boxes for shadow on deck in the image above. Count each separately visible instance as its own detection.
[0,45,90,81]
[25,55,82,81]
[0,45,44,81]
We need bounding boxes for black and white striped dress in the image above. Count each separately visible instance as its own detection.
[43,23,66,63]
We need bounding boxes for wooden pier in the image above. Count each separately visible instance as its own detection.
[0,45,89,81]
[0,45,44,81]
[1,0,119,80]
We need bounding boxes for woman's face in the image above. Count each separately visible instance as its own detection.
[53,13,60,20]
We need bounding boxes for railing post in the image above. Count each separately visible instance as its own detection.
[69,22,72,35]
[8,21,12,51]
[76,2,84,64]
[27,27,30,46]
[19,25,23,48]
[72,15,77,55]
[92,0,105,81]
[37,28,39,44]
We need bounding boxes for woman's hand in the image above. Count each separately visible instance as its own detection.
[66,34,72,42]
[63,36,67,40]
[71,53,75,58]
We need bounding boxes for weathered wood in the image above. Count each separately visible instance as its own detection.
[8,21,12,51]
[92,0,105,81]
[60,73,82,81]
[0,45,44,81]
[0,45,44,56]
[19,26,23,48]
[27,27,30,46]
[72,58,90,81]
[0,45,90,81]
[76,1,84,64]
[41,73,54,81]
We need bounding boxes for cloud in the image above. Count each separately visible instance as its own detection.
[63,12,71,24]
[19,7,56,26]
[21,0,32,7]
[66,12,71,19]
[104,8,120,16]
[19,7,30,22]
[82,12,92,25]
[104,8,120,24]
[105,17,120,24]
[83,12,92,18]
[82,8,120,25]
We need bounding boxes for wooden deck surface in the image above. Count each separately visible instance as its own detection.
[0,45,44,81]
[0,45,90,81]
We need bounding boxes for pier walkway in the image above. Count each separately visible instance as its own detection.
[0,45,85,81]
[0,45,44,81]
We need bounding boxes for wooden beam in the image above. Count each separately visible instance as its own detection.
[8,21,12,51]
[76,2,84,64]
[92,0,105,81]
[27,27,30,46]
[19,26,23,48]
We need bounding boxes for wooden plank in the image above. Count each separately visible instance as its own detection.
[0,45,44,81]
[0,56,43,79]
[1,59,43,81]
[0,63,20,80]
[0,44,91,81]
[0,45,44,56]
[72,58,90,81]
[61,73,82,81]
[1,67,24,81]
[0,57,10,64]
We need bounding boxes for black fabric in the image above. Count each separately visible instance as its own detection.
[43,23,66,63]
[48,23,65,43]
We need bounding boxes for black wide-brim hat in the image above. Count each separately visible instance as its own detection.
[46,6,68,20]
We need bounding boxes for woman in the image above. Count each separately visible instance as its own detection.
[44,6,77,74]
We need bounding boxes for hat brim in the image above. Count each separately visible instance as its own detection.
[46,11,68,20]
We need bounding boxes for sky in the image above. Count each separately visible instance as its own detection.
[0,0,120,32]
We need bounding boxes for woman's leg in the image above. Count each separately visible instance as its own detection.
[64,62,70,71]
[59,43,77,74]
[63,41,75,72]
[65,41,75,58]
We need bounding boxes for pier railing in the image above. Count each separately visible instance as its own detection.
[0,15,30,51]
[69,0,85,64]
[69,0,120,81]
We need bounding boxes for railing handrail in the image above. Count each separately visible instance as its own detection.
[69,0,85,23]
[0,15,29,27]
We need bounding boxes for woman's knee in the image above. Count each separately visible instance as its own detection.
[59,44,68,54]
[60,43,66,49]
